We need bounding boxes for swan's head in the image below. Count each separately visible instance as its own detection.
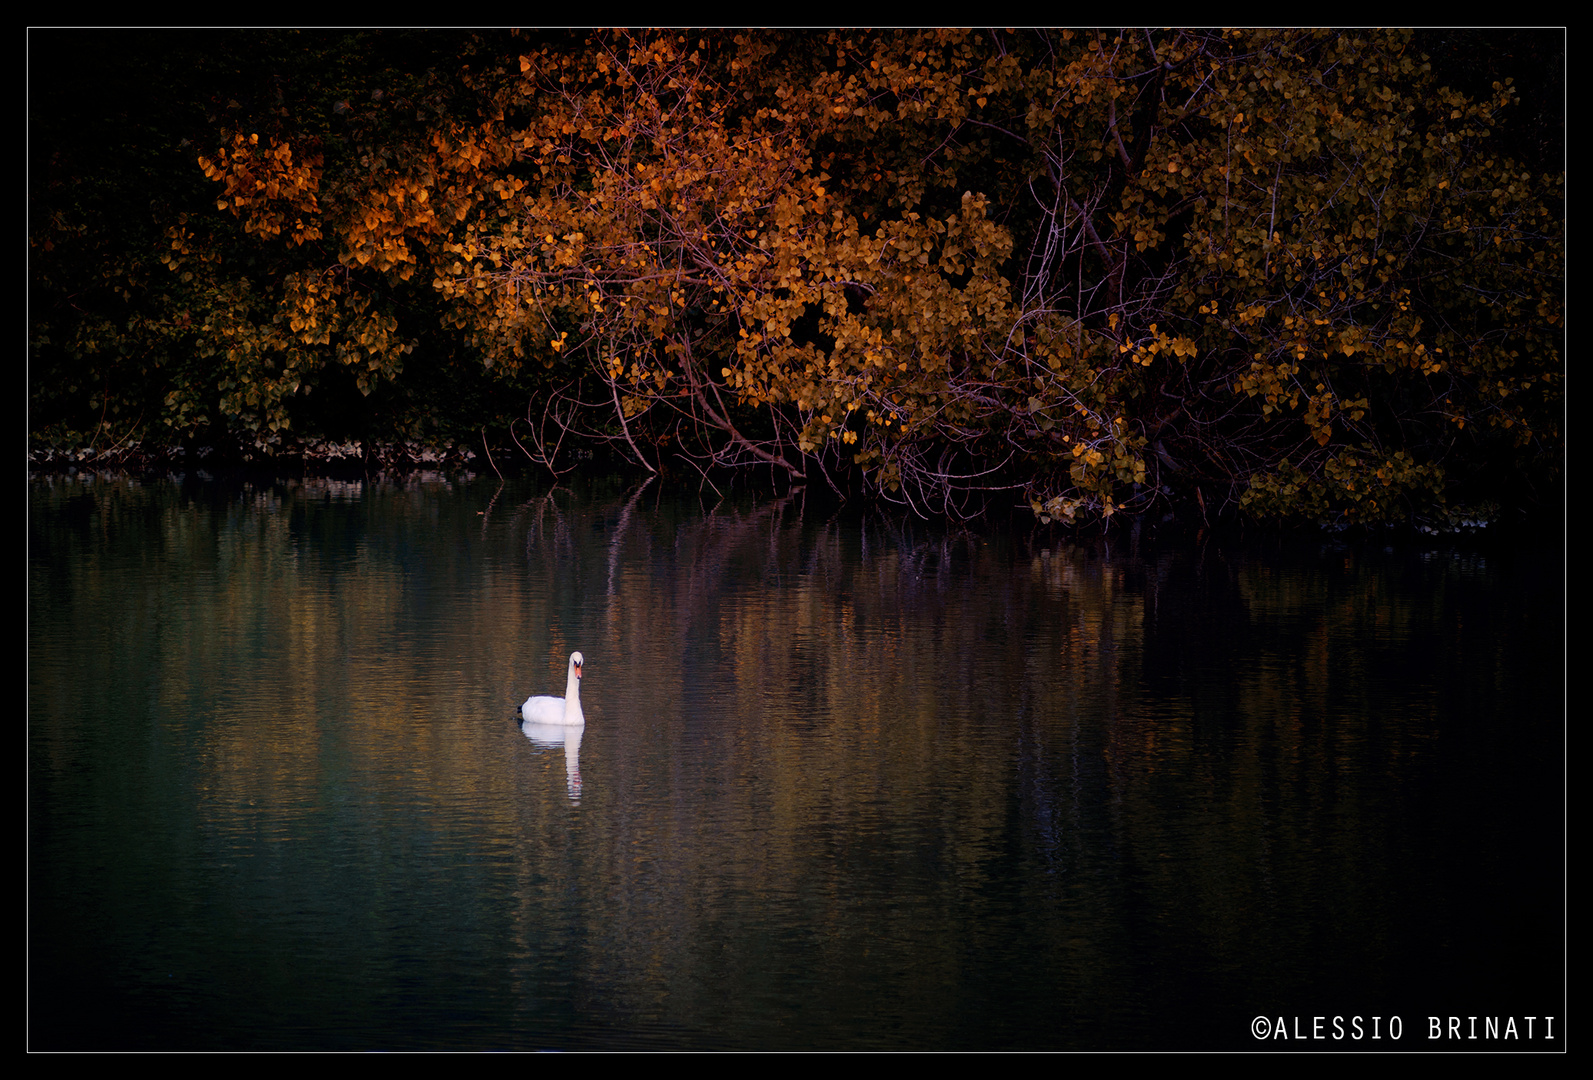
[571,651,584,679]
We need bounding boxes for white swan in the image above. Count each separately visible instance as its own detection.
[521,651,585,726]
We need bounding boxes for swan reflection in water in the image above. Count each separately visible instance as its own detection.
[520,719,583,800]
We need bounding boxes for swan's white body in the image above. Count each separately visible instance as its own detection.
[521,651,585,726]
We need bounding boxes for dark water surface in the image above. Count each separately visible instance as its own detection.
[28,474,1564,1050]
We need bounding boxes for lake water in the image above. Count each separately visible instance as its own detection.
[28,474,1564,1050]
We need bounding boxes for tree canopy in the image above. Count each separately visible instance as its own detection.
[30,29,1562,528]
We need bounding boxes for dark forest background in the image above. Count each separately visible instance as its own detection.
[29,30,1563,529]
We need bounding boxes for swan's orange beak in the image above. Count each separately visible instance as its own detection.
[574,660,582,678]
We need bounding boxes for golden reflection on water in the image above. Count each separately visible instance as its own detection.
[29,475,1563,1049]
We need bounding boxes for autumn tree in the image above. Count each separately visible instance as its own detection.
[31,30,530,459]
[1018,29,1563,526]
[32,29,1560,528]
[465,31,1557,523]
